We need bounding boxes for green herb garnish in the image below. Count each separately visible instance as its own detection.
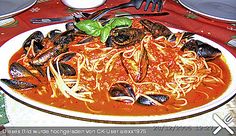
[75,17,132,43]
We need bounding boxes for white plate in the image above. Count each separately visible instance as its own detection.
[179,0,236,22]
[61,0,106,9]
[0,0,37,20]
[0,23,236,122]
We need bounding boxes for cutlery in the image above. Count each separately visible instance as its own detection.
[213,113,234,135]
[227,39,236,48]
[30,12,169,24]
[88,0,163,20]
[30,12,91,24]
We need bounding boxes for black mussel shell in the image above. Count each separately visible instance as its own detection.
[47,29,62,41]
[181,40,222,60]
[140,19,172,38]
[77,37,94,44]
[137,94,169,106]
[31,44,68,66]
[1,79,36,89]
[109,82,135,103]
[23,31,44,53]
[168,32,194,42]
[58,52,76,62]
[53,30,75,46]
[52,63,76,76]
[109,28,145,47]
[10,62,35,79]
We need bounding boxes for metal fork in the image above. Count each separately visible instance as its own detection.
[88,0,163,20]
[30,11,169,24]
[30,12,91,24]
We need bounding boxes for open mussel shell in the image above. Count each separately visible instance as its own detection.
[53,30,75,46]
[121,45,149,83]
[23,31,44,53]
[109,82,135,103]
[52,63,76,76]
[31,44,68,66]
[181,39,222,60]
[10,62,36,79]
[168,32,195,42]
[58,52,76,62]
[47,29,62,41]
[106,28,145,48]
[137,94,169,106]
[140,19,172,38]
[0,79,36,89]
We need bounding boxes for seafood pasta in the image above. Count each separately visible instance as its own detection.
[1,18,231,115]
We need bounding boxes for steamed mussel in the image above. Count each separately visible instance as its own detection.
[23,31,44,55]
[121,45,149,83]
[10,62,36,79]
[52,62,76,77]
[181,39,222,60]
[0,79,36,89]
[137,94,169,106]
[108,82,170,106]
[31,44,68,66]
[3,62,39,89]
[140,19,172,38]
[46,29,62,41]
[106,28,145,48]
[109,82,136,103]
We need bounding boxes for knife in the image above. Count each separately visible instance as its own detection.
[213,113,234,135]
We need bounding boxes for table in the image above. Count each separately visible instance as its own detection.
[0,0,236,127]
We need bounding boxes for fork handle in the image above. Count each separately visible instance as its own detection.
[89,2,134,20]
[30,16,73,24]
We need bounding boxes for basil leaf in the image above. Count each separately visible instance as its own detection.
[109,17,132,29]
[100,26,112,43]
[75,17,132,43]
[75,20,102,36]
[100,17,132,42]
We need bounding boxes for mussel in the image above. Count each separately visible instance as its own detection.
[106,28,145,48]
[53,30,75,46]
[140,19,172,38]
[10,62,36,79]
[58,52,76,62]
[47,29,62,41]
[52,62,76,76]
[137,94,169,106]
[0,79,36,89]
[121,45,149,83]
[109,82,135,103]
[181,39,222,60]
[23,31,44,54]
[31,44,68,66]
[168,32,195,42]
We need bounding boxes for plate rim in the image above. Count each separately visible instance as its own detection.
[178,0,236,22]
[0,23,236,122]
[0,0,37,20]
